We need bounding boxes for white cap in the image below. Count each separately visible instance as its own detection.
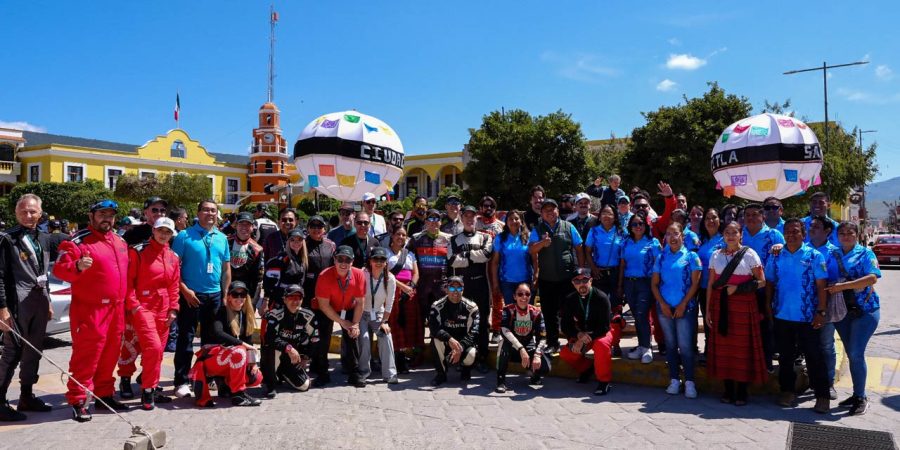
[574,192,591,203]
[153,217,176,232]
[362,192,376,202]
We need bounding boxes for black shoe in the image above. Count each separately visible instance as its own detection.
[231,391,261,407]
[396,354,410,374]
[216,380,233,398]
[349,377,366,388]
[576,369,592,384]
[17,393,52,412]
[612,345,622,357]
[140,389,155,411]
[153,392,172,404]
[119,376,134,399]
[838,395,860,408]
[594,382,611,396]
[495,383,508,393]
[264,388,277,399]
[71,402,92,422]
[0,401,27,422]
[312,376,330,388]
[98,396,130,412]
[529,375,543,386]
[849,397,868,416]
[431,374,447,386]
[475,361,489,374]
[460,367,472,381]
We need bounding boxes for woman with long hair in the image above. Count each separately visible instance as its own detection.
[263,228,308,313]
[360,247,398,383]
[490,210,532,306]
[385,225,421,374]
[617,212,661,364]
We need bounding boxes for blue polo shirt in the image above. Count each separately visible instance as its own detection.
[814,241,841,284]
[663,228,701,253]
[771,218,785,235]
[836,244,882,313]
[802,215,839,246]
[493,232,531,283]
[172,223,230,294]
[742,224,785,267]
[765,243,828,322]
[585,224,623,268]
[620,236,661,278]
[618,211,634,230]
[697,234,725,288]
[653,246,702,308]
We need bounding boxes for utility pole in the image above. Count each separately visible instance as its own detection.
[268,4,278,103]
[783,60,869,151]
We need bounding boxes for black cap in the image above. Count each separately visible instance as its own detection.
[572,267,591,280]
[288,228,306,239]
[541,199,559,209]
[236,212,254,223]
[560,194,575,203]
[308,215,326,226]
[370,247,388,260]
[228,281,249,294]
[426,208,441,218]
[335,245,354,259]
[143,196,168,209]
[446,195,461,204]
[283,284,305,298]
[461,205,478,215]
[447,276,464,286]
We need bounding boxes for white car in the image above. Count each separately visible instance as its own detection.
[47,265,72,335]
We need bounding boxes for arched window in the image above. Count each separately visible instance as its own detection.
[170,140,186,158]
[280,161,284,173]
[265,159,273,174]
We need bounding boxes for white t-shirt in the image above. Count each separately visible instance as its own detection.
[710,247,762,276]
[386,246,417,272]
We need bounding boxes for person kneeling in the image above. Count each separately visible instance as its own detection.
[261,284,317,398]
[496,283,551,393]
[559,269,622,396]
[189,281,262,407]
[428,276,479,386]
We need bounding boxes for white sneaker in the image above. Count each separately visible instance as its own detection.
[627,346,643,360]
[641,347,654,364]
[684,381,698,399]
[175,384,193,398]
[666,379,681,395]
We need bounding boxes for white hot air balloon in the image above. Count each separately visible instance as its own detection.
[711,113,823,201]
[293,111,404,202]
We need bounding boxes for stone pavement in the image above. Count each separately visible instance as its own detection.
[1,269,898,449]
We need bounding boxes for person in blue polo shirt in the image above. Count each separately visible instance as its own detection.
[808,215,840,401]
[617,212,661,364]
[827,222,881,416]
[171,199,232,399]
[741,203,784,372]
[763,197,786,235]
[652,223,702,399]
[801,192,839,246]
[765,219,830,414]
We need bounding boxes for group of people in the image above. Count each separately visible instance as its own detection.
[0,174,882,424]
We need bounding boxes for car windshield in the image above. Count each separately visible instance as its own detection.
[876,236,900,244]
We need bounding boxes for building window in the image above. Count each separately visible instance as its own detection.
[226,178,239,205]
[105,166,124,190]
[265,160,273,174]
[405,176,418,198]
[139,169,157,179]
[207,175,215,199]
[63,162,85,182]
[280,161,284,174]
[27,163,41,182]
[171,140,187,158]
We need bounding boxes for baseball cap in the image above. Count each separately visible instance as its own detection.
[426,208,442,218]
[461,205,478,215]
[572,267,591,280]
[228,281,249,295]
[335,245,354,259]
[153,217,176,232]
[283,284,305,298]
[339,202,355,212]
[143,196,168,209]
[561,194,575,203]
[307,215,326,226]
[236,212,254,223]
[370,247,388,260]
[617,195,631,204]
[362,192,377,202]
[91,199,119,213]
[446,195,461,205]
[288,228,306,239]
[541,199,558,209]
[447,276,464,286]
[574,193,590,204]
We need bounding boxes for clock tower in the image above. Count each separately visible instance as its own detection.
[248,101,291,203]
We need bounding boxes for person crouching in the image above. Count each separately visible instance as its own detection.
[428,276,479,386]
[261,284,317,398]
[495,283,551,393]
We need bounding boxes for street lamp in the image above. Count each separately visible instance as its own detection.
[783,61,869,151]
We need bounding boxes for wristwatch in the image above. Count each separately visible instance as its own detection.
[816,309,826,317]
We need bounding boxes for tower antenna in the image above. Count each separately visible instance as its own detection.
[268,4,278,103]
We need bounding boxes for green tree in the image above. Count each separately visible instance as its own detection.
[621,82,753,210]
[433,184,464,210]
[585,135,631,181]
[464,109,592,209]
[114,173,212,211]
[759,98,794,116]
[9,180,112,223]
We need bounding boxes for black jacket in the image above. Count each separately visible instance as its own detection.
[203,306,253,346]
[263,306,318,353]
[0,225,51,315]
[561,287,611,340]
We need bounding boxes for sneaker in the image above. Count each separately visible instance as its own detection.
[627,346,643,360]
[545,345,560,355]
[829,386,838,401]
[838,395,860,408]
[17,393,52,412]
[594,382,611,396]
[776,392,796,407]
[265,389,277,399]
[495,383,508,394]
[153,392,172,404]
[848,397,868,416]
[641,347,654,364]
[666,379,681,395]
[140,389,155,411]
[684,381,698,399]
[175,384,193,398]
[576,368,593,384]
[529,375,543,386]
[0,400,27,422]
[431,374,447,386]
[384,376,399,385]
[71,402,92,422]
[230,391,261,407]
[119,376,134,399]
[208,379,218,391]
[813,397,830,414]
[97,396,129,412]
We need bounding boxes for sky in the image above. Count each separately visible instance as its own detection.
[2,0,898,182]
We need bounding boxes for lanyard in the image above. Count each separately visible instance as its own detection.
[369,271,384,310]
[200,228,213,262]
[356,236,369,261]
[336,269,352,305]
[579,288,592,323]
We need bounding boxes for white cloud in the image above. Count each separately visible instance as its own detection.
[0,120,46,132]
[668,38,681,46]
[876,65,894,80]
[837,88,900,104]
[656,79,677,92]
[541,51,619,82]
[666,53,706,70]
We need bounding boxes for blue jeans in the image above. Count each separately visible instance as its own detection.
[624,278,652,348]
[834,309,880,398]
[173,291,223,386]
[500,281,530,305]
[656,304,697,381]
[820,322,836,385]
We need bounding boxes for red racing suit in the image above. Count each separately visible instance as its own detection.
[54,227,129,405]
[117,239,181,390]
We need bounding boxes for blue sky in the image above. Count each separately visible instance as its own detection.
[2,0,898,182]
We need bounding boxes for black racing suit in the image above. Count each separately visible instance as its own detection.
[447,230,493,362]
[227,235,264,306]
[428,296,479,377]
[262,306,318,391]
[497,303,551,383]
[304,237,335,377]
[263,250,307,311]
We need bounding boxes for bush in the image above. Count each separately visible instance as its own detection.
[10,180,112,224]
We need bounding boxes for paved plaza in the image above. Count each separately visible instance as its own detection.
[2,269,898,449]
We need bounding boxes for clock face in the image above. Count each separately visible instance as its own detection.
[264,133,275,143]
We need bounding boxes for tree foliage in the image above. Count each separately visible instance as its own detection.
[585,136,631,181]
[433,184,464,210]
[464,109,592,209]
[114,173,212,211]
[9,180,112,224]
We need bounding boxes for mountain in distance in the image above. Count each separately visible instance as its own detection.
[864,176,900,219]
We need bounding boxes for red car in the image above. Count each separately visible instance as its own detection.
[872,234,900,266]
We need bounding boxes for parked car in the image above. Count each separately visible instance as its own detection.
[872,234,900,267]
[47,264,72,335]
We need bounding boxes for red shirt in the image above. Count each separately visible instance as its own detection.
[314,266,365,312]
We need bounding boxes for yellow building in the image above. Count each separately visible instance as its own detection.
[17,129,249,211]
[397,151,464,199]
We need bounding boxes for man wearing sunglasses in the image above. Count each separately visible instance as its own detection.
[361,193,386,238]
[428,276,479,386]
[303,216,336,379]
[340,212,381,268]
[762,197,786,235]
[440,195,463,235]
[407,209,452,336]
[123,196,169,246]
[630,181,676,240]
[475,195,504,238]
[313,246,367,387]
[54,199,131,421]
[327,204,356,245]
[263,208,300,264]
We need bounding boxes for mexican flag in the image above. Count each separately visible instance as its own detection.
[174,93,180,121]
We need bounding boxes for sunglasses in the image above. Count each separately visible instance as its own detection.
[630,222,646,228]
[335,256,353,264]
[635,204,650,209]
[390,217,404,222]
[92,200,119,211]
[447,286,463,293]
[229,290,248,297]
[355,220,370,226]
[308,224,325,229]
[365,199,376,204]
[150,207,167,214]
[515,291,530,297]
[426,217,441,222]
[763,205,781,211]
[572,278,590,285]
[482,204,495,209]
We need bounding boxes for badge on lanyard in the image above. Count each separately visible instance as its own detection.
[207,263,214,274]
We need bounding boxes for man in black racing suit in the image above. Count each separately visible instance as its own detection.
[428,276,479,386]
[261,285,318,398]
